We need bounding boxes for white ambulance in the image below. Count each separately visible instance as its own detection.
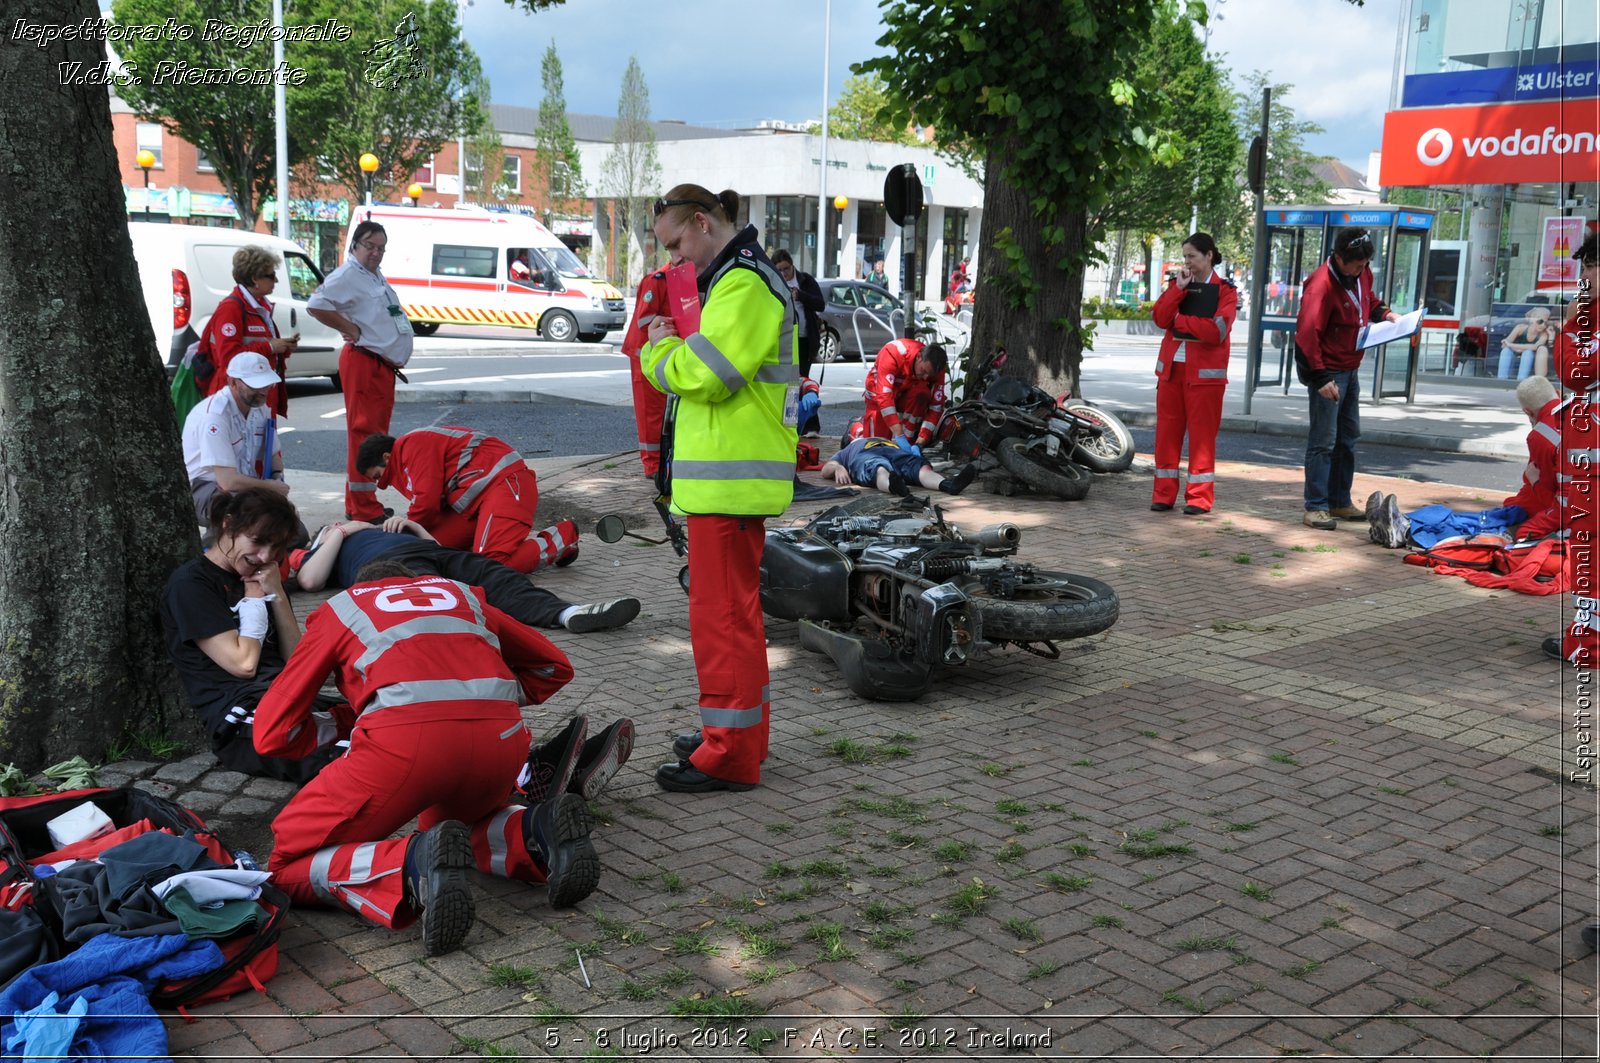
[351,204,627,342]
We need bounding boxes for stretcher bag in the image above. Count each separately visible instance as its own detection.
[0,786,285,1008]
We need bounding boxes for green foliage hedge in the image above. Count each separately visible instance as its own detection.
[1082,297,1157,320]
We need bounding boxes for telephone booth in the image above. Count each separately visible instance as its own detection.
[1248,205,1434,403]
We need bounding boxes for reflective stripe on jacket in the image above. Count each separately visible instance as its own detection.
[641,228,798,517]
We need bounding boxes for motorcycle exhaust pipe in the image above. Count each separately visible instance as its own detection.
[973,523,1021,550]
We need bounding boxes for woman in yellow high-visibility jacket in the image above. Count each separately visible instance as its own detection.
[642,184,798,792]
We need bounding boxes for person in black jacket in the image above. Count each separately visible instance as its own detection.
[772,248,825,435]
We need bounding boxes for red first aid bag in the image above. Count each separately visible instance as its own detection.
[0,786,285,1008]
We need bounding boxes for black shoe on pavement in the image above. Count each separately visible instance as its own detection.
[1583,924,1599,952]
[940,464,978,495]
[1183,504,1210,515]
[554,544,580,568]
[520,716,587,803]
[885,471,912,498]
[403,820,475,956]
[569,719,635,801]
[563,597,642,633]
[655,760,757,793]
[345,507,395,522]
[673,730,703,761]
[527,792,599,908]
[1150,502,1173,512]
[1543,636,1566,662]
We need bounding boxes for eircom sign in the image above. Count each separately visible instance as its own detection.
[1380,99,1600,185]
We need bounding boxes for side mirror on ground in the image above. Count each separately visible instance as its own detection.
[595,514,627,544]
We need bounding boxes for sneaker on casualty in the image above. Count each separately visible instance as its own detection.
[563,597,641,633]
[1370,494,1409,549]
[518,716,588,803]
[1363,490,1384,526]
[1303,509,1336,531]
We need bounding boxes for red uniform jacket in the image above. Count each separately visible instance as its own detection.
[254,576,572,761]
[379,427,527,529]
[622,268,672,359]
[1151,272,1237,385]
[204,287,287,414]
[1295,259,1390,382]
[1554,320,1600,533]
[865,337,948,445]
[1506,396,1564,537]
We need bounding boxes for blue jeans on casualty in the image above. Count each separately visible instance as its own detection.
[1304,368,1361,512]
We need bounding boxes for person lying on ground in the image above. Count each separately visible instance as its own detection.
[820,436,977,498]
[286,516,639,634]
[159,487,353,783]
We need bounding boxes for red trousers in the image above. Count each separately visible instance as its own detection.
[267,711,544,929]
[1152,360,1224,510]
[630,353,668,478]
[426,470,568,572]
[341,345,397,520]
[686,516,770,784]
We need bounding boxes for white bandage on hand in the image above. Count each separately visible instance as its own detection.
[231,596,272,641]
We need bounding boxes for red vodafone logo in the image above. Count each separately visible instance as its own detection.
[1416,128,1453,166]
[1383,99,1600,185]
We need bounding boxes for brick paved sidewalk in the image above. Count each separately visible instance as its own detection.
[129,453,1596,1060]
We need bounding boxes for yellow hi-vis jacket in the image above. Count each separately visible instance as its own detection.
[642,231,798,517]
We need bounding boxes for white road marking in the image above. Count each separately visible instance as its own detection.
[322,407,347,419]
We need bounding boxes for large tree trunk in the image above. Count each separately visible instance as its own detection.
[968,152,1089,399]
[0,0,198,769]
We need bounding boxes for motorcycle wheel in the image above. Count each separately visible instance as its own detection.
[964,572,1120,643]
[997,438,1092,500]
[1062,400,1136,473]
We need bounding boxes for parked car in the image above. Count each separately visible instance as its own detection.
[817,279,902,361]
[127,221,343,387]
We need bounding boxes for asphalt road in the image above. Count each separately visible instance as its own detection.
[278,377,1522,495]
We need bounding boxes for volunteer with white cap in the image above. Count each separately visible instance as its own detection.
[181,351,290,526]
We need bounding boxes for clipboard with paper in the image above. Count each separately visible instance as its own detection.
[1356,307,1424,351]
[1171,282,1220,341]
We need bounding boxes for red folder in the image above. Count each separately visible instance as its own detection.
[665,261,701,336]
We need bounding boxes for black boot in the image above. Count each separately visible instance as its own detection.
[940,464,978,495]
[402,821,475,956]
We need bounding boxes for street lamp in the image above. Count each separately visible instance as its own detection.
[359,152,379,206]
[136,149,155,217]
[407,182,423,206]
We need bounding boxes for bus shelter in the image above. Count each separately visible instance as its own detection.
[1247,205,1434,404]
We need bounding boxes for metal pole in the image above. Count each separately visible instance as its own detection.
[273,0,290,240]
[142,170,150,217]
[816,0,832,277]
[457,0,469,205]
[1242,86,1270,416]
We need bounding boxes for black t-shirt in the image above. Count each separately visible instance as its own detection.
[159,556,288,733]
[301,529,440,588]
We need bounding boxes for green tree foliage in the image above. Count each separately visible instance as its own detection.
[535,39,585,214]
[826,73,921,145]
[602,56,662,287]
[296,0,492,206]
[863,0,1189,390]
[111,0,327,229]
[1234,72,1331,204]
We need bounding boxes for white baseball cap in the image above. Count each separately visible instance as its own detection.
[228,352,281,388]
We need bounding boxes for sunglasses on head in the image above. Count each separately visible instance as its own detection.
[653,197,717,218]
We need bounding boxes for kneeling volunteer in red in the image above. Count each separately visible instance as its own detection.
[254,569,589,953]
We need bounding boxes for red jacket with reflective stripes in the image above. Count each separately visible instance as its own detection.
[253,575,572,761]
[864,337,947,444]
[1151,272,1237,386]
[380,426,527,528]
[1507,397,1563,537]
[622,268,671,359]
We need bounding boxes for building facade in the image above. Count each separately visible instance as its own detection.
[1379,0,1600,382]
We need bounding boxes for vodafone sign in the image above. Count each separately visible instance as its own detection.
[1381,99,1600,185]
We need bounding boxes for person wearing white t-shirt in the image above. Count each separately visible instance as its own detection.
[306,220,414,521]
[182,352,289,526]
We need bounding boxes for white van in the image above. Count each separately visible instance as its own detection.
[127,221,343,385]
[351,204,627,342]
